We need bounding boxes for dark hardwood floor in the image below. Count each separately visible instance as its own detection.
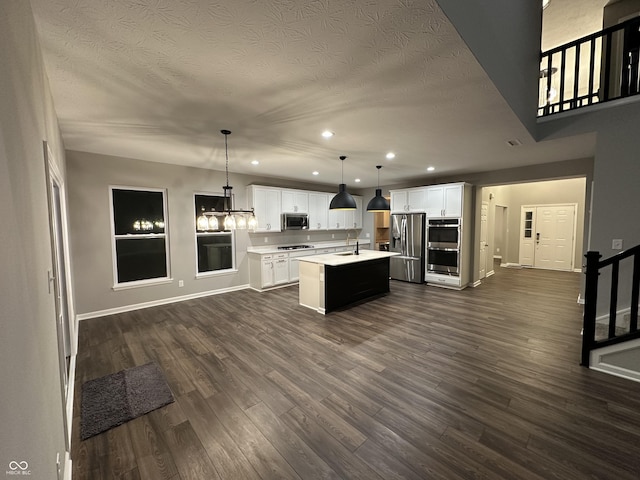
[72,266,640,479]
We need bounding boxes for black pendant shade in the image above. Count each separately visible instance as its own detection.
[329,156,356,210]
[330,184,357,210]
[366,188,390,211]
[366,165,390,211]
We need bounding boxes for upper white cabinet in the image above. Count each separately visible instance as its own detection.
[247,185,281,232]
[308,192,329,230]
[425,183,463,218]
[345,196,363,229]
[328,195,362,229]
[248,186,362,231]
[390,187,427,213]
[281,189,309,213]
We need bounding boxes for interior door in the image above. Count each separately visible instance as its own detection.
[534,205,575,270]
[479,202,488,279]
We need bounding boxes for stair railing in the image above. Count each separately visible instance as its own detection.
[582,245,640,366]
[539,15,640,117]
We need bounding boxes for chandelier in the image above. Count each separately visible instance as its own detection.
[196,130,258,230]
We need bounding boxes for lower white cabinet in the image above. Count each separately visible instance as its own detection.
[248,242,371,290]
[254,253,289,289]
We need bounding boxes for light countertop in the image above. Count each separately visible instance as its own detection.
[298,250,398,266]
[247,239,371,255]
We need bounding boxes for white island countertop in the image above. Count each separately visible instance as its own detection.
[298,250,398,266]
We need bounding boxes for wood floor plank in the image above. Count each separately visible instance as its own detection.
[70,265,640,479]
[206,391,302,480]
[178,390,262,480]
[245,401,342,480]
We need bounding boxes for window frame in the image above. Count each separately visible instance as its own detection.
[109,185,171,290]
[194,191,237,278]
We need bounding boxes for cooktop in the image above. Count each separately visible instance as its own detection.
[277,245,313,250]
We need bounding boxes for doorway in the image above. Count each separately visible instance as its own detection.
[519,204,577,271]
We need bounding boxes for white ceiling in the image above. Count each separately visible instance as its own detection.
[30,0,605,188]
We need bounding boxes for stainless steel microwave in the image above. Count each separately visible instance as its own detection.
[281,213,309,230]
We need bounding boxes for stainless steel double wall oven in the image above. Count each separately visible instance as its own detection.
[426,218,460,276]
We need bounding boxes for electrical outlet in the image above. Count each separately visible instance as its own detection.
[496,247,500,253]
[365,233,370,238]
[178,280,184,287]
[307,235,310,240]
[332,234,335,239]
[264,237,268,243]
[612,239,623,250]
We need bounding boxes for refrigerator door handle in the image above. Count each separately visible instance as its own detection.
[401,216,407,255]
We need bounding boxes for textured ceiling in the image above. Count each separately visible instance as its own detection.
[30,0,602,188]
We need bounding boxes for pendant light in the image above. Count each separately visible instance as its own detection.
[366,165,390,211]
[329,155,356,210]
[218,129,258,230]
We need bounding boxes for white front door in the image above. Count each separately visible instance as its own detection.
[519,204,576,271]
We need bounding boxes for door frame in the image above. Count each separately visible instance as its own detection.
[43,141,76,451]
[519,203,578,271]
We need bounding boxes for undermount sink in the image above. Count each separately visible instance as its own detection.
[334,251,358,256]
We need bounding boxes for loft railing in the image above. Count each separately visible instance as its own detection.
[581,245,640,367]
[539,15,640,117]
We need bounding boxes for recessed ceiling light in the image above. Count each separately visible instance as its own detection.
[427,166,435,172]
[312,171,319,176]
[251,160,259,165]
[386,152,395,160]
[355,178,361,183]
[506,139,522,147]
[321,130,334,138]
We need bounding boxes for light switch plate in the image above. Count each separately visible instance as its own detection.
[612,239,623,250]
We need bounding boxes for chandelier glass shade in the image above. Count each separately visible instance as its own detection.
[216,129,258,230]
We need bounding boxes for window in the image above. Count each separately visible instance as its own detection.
[195,194,235,275]
[110,187,170,286]
[524,210,533,238]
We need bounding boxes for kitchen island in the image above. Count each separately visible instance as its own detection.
[298,250,398,314]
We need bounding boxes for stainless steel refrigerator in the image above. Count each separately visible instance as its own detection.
[389,213,426,283]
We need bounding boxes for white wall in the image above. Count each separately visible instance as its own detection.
[0,0,69,477]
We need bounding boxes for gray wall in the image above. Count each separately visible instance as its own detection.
[67,150,371,315]
[437,0,541,137]
[0,0,68,477]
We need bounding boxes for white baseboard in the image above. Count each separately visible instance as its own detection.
[493,255,502,260]
[76,284,250,321]
[470,280,482,288]
[577,293,585,305]
[486,270,495,278]
[590,338,640,384]
[501,262,522,268]
[573,268,583,273]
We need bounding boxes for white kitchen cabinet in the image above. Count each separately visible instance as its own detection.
[328,208,345,230]
[247,185,281,232]
[308,192,329,230]
[390,188,427,213]
[259,253,289,288]
[345,196,363,229]
[281,189,309,213]
[273,257,289,285]
[328,195,362,229]
[425,183,463,218]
